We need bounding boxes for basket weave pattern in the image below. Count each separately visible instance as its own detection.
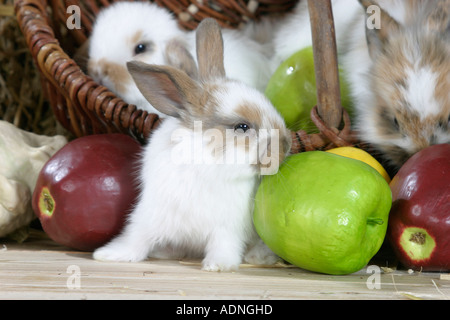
[155,0,299,29]
[15,0,357,151]
[14,0,300,143]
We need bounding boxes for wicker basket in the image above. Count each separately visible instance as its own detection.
[14,0,357,150]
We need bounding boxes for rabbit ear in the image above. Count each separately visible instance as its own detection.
[426,0,450,34]
[195,18,226,81]
[359,0,401,59]
[164,39,199,80]
[127,60,203,118]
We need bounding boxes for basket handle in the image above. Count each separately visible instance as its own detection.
[307,0,343,129]
[291,0,357,153]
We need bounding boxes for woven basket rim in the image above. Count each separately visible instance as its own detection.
[14,0,357,152]
[15,0,162,142]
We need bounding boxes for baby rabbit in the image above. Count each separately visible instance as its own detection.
[87,1,272,116]
[272,0,450,168]
[93,18,292,272]
[87,1,186,117]
[347,0,450,168]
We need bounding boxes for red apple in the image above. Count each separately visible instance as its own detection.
[387,144,450,271]
[32,134,142,251]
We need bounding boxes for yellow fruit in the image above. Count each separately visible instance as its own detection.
[326,147,391,183]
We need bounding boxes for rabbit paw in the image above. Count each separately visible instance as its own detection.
[93,244,147,262]
[201,252,241,272]
[201,259,240,272]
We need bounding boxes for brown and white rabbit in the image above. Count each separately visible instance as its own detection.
[87,1,272,116]
[347,0,450,168]
[93,18,292,272]
[272,0,450,168]
[87,1,187,117]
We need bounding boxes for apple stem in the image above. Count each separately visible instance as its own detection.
[367,218,384,225]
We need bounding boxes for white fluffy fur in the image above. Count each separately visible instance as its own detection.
[93,82,289,271]
[94,117,261,269]
[403,66,441,118]
[88,1,272,116]
[271,0,362,68]
[88,1,183,116]
[93,109,285,271]
[89,2,182,67]
[93,19,291,272]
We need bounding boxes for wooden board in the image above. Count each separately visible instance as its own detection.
[1,230,449,300]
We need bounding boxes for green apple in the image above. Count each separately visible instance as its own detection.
[253,151,392,275]
[265,47,353,132]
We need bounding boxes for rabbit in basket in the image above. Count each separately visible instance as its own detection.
[87,1,272,117]
[93,18,292,272]
[271,0,449,169]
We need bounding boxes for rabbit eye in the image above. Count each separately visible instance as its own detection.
[234,123,251,133]
[393,117,400,130]
[134,43,147,55]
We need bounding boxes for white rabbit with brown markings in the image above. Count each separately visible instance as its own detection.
[272,0,450,168]
[87,1,272,117]
[347,0,450,168]
[87,1,191,117]
[93,18,291,272]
